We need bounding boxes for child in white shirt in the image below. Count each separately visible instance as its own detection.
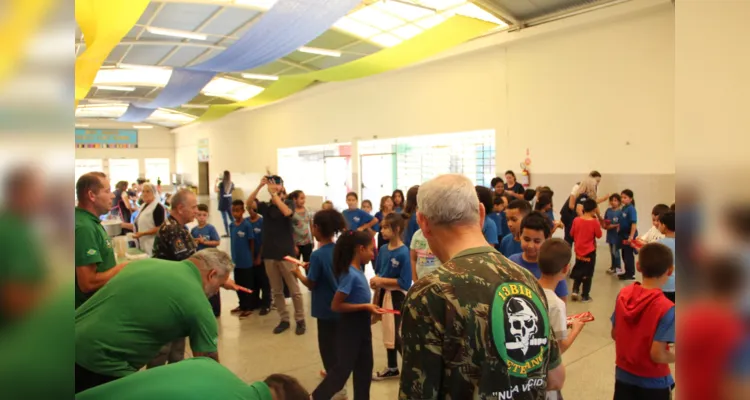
[538,238,586,400]
[409,229,441,281]
[638,204,670,244]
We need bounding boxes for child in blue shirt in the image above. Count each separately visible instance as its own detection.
[401,185,420,248]
[191,204,221,251]
[508,211,569,301]
[604,194,624,275]
[370,213,413,380]
[342,192,377,232]
[312,230,383,400]
[191,204,221,316]
[656,211,676,303]
[246,199,270,314]
[476,186,499,247]
[230,200,254,317]
[500,199,531,258]
[619,189,639,281]
[293,209,348,378]
[490,196,510,241]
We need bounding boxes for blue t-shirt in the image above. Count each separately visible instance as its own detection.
[658,237,676,293]
[306,243,338,320]
[191,224,220,251]
[500,233,523,258]
[509,253,568,298]
[604,208,624,244]
[611,306,675,388]
[246,216,263,261]
[373,211,383,232]
[230,219,254,269]
[487,213,503,240]
[375,244,412,291]
[482,215,499,245]
[337,266,371,305]
[403,213,419,248]
[619,204,638,239]
[343,209,374,231]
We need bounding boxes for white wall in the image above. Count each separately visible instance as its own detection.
[174,0,674,181]
[75,120,176,180]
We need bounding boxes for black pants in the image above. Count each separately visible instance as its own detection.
[571,251,597,298]
[312,311,373,400]
[377,232,389,251]
[209,293,221,317]
[250,263,271,310]
[561,212,575,246]
[234,267,254,311]
[297,243,313,262]
[377,289,405,369]
[664,291,675,303]
[75,363,118,394]
[317,318,339,372]
[614,380,672,400]
[621,244,636,278]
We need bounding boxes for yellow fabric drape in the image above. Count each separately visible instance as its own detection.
[0,0,53,85]
[196,16,497,123]
[75,0,151,100]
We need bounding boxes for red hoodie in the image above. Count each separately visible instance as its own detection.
[614,283,674,378]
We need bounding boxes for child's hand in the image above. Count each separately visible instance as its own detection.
[356,226,366,232]
[254,257,261,266]
[570,318,585,332]
[369,277,379,289]
[366,304,385,315]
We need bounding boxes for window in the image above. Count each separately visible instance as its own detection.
[145,158,170,185]
[278,144,351,200]
[107,159,139,190]
[75,159,104,185]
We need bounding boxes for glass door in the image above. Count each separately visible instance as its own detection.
[323,156,351,211]
[360,153,395,205]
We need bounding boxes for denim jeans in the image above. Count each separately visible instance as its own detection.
[609,243,622,271]
[220,210,232,235]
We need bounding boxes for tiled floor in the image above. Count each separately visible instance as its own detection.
[195,196,672,399]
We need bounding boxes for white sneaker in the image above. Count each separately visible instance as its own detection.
[570,293,581,302]
[615,268,625,276]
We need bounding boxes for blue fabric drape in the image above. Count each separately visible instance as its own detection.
[118,0,360,122]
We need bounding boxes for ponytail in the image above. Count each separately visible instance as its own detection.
[333,230,372,278]
[403,185,420,216]
[382,212,409,241]
[313,209,346,239]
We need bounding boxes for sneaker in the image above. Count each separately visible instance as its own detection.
[606,269,616,275]
[273,321,290,334]
[259,308,271,316]
[296,320,306,335]
[570,292,581,302]
[615,268,626,276]
[221,234,229,238]
[230,307,242,314]
[581,296,593,303]
[239,310,253,318]
[618,275,636,281]
[372,367,400,381]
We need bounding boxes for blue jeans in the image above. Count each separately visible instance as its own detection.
[609,243,622,271]
[220,210,232,235]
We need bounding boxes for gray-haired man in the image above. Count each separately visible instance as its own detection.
[75,249,245,394]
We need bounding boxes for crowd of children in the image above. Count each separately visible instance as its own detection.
[194,171,677,400]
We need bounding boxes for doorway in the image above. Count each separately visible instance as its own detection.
[198,162,209,195]
[360,153,395,203]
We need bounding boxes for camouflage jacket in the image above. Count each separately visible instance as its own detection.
[399,246,561,400]
[152,216,197,262]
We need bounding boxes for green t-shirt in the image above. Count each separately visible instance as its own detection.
[0,211,47,326]
[74,207,117,308]
[76,358,272,400]
[75,259,218,377]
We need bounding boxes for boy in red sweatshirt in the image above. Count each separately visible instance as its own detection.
[611,242,675,400]
[569,199,602,302]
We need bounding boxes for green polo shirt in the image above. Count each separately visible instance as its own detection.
[0,211,47,327]
[76,358,272,400]
[74,207,117,308]
[75,258,218,377]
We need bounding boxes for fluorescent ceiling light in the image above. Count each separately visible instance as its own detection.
[117,63,171,71]
[414,13,446,29]
[75,124,89,127]
[392,24,422,40]
[370,33,402,47]
[95,85,136,92]
[133,125,153,129]
[349,6,405,30]
[298,46,341,57]
[241,73,279,81]
[181,104,210,109]
[451,4,507,26]
[203,78,264,102]
[333,16,382,39]
[374,1,435,21]
[146,27,207,41]
[233,0,277,11]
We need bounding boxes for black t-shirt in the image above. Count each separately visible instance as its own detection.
[258,201,295,260]
[505,182,524,195]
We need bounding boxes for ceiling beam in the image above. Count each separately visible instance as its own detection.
[156,6,227,66]
[77,39,227,50]
[117,2,166,64]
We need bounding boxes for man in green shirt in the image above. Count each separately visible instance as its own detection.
[75,248,242,394]
[0,166,48,327]
[399,174,566,400]
[74,172,123,309]
[75,357,310,400]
